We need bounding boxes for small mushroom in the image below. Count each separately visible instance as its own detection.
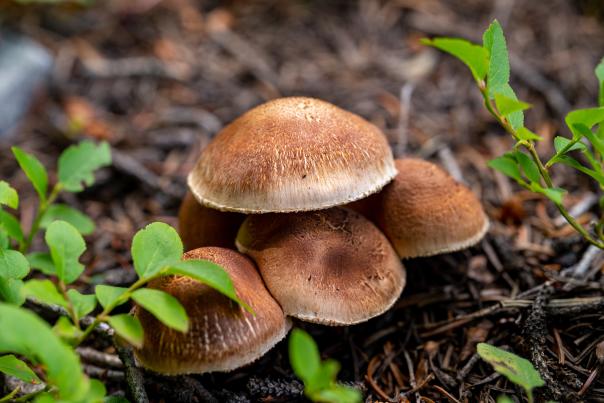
[133,247,291,374]
[236,207,406,325]
[354,159,489,258]
[178,191,245,250]
[187,97,396,213]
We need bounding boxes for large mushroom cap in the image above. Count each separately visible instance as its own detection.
[178,191,245,250]
[133,247,291,375]
[188,97,397,213]
[370,159,489,258]
[236,207,406,325]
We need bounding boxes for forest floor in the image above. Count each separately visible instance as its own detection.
[2,0,604,402]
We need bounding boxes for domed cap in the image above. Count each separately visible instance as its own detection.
[133,247,291,374]
[371,159,489,258]
[187,97,397,213]
[178,191,245,250]
[236,207,406,325]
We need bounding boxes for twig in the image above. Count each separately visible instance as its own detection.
[553,193,597,227]
[114,343,148,403]
[394,83,415,158]
[438,146,465,184]
[403,350,420,402]
[76,347,123,368]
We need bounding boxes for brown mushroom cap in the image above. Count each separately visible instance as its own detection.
[133,247,291,374]
[235,207,406,325]
[188,97,397,213]
[366,159,489,258]
[178,191,245,250]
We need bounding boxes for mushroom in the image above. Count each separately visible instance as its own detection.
[187,97,396,213]
[178,191,245,250]
[235,207,406,325]
[352,158,489,258]
[133,247,291,374]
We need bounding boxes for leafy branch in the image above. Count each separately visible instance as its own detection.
[423,20,604,249]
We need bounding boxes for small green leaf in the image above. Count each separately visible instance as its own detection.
[45,221,86,284]
[165,260,252,313]
[511,151,540,184]
[58,141,111,192]
[23,279,68,308]
[477,343,544,397]
[95,285,129,310]
[27,252,56,276]
[421,37,488,82]
[40,204,95,236]
[0,278,25,305]
[483,20,510,97]
[11,147,48,202]
[555,155,604,184]
[0,181,18,209]
[289,329,321,385]
[498,84,524,130]
[131,222,183,279]
[67,289,97,320]
[488,155,523,183]
[571,123,604,157]
[596,57,604,107]
[494,93,531,117]
[553,136,586,153]
[0,249,29,280]
[131,288,188,332]
[312,359,341,391]
[53,316,83,344]
[0,355,41,384]
[566,107,604,136]
[107,314,143,348]
[517,127,542,141]
[530,184,566,205]
[312,386,362,403]
[0,210,24,243]
[496,396,514,403]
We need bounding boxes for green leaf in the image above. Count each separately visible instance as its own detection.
[131,288,189,333]
[95,285,129,310]
[53,316,83,345]
[12,147,48,202]
[553,136,586,153]
[511,151,540,184]
[40,204,95,236]
[131,222,183,279]
[0,303,90,400]
[488,155,523,183]
[312,386,362,403]
[0,181,18,209]
[0,355,41,384]
[23,279,68,308]
[496,396,514,403]
[0,278,25,306]
[571,123,604,157]
[165,260,252,313]
[498,84,524,130]
[27,252,56,276]
[517,127,542,141]
[595,57,604,107]
[566,107,604,136]
[553,155,604,185]
[534,185,566,205]
[0,249,29,279]
[289,329,321,385]
[107,314,143,348]
[67,289,97,320]
[0,210,24,243]
[58,141,111,192]
[0,230,7,249]
[477,343,544,397]
[312,359,341,391]
[494,93,531,117]
[421,37,488,82]
[45,221,86,284]
[483,20,510,97]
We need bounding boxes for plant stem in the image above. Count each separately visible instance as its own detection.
[58,280,80,330]
[74,277,147,346]
[480,87,604,249]
[20,184,62,253]
[0,386,20,402]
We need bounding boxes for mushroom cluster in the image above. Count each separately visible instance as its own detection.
[134,97,488,374]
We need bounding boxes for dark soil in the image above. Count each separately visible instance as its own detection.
[1,0,604,402]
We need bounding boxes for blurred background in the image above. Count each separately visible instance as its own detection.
[2,1,604,401]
